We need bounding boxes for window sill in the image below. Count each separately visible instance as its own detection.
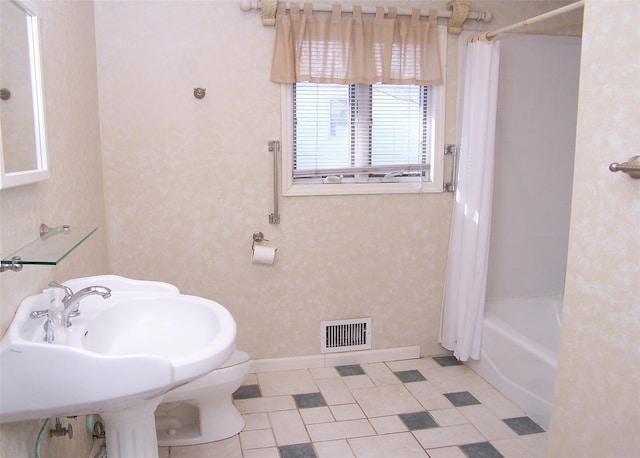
[283,181,443,197]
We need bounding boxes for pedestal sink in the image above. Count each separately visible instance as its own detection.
[0,275,237,458]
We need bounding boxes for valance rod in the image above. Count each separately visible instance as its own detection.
[483,0,584,40]
[239,0,493,33]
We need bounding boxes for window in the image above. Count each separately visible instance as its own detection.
[280,25,447,196]
[281,81,444,196]
[294,82,432,180]
[279,43,446,196]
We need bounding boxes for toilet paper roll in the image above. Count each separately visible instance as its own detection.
[252,245,276,265]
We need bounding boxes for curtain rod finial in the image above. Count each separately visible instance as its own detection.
[239,0,259,12]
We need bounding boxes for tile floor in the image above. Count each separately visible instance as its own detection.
[158,356,547,458]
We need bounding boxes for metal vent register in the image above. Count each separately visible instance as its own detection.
[321,318,372,353]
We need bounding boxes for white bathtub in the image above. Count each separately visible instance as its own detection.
[466,295,563,430]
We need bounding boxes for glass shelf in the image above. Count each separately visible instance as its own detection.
[1,225,98,269]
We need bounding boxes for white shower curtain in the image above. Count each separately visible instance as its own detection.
[439,35,501,361]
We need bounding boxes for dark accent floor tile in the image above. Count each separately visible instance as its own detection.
[433,355,463,366]
[293,392,327,409]
[444,391,481,407]
[335,364,365,376]
[398,411,439,430]
[460,441,504,458]
[394,369,427,383]
[233,384,261,399]
[279,443,317,458]
[503,416,545,435]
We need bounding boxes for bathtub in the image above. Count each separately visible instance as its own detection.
[466,295,563,430]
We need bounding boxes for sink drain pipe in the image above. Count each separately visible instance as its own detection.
[34,418,51,458]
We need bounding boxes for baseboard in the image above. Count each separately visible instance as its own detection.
[249,346,421,373]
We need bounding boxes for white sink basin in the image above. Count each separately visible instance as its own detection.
[0,275,236,427]
[82,295,235,381]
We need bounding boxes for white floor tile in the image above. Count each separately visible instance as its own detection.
[350,384,423,417]
[307,419,376,442]
[239,429,276,450]
[243,412,271,430]
[348,432,429,457]
[458,404,519,441]
[316,377,357,405]
[492,432,549,458]
[243,373,259,386]
[242,447,281,458]
[424,446,467,458]
[257,370,318,396]
[300,406,335,424]
[361,362,404,386]
[330,403,366,421]
[235,395,296,414]
[314,439,356,458]
[369,415,409,435]
[412,424,486,449]
[268,409,310,446]
[385,357,441,373]
[419,366,491,393]
[163,356,546,458]
[428,408,469,427]
[469,387,526,419]
[404,380,454,411]
[310,367,340,379]
[342,374,376,390]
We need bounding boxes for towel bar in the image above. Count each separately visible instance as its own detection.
[609,155,640,179]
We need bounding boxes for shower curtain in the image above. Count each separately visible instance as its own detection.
[439,34,501,361]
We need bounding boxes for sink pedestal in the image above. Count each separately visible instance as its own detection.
[100,397,164,458]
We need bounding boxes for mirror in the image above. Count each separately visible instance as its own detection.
[0,0,49,189]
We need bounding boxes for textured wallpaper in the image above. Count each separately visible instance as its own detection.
[0,1,108,457]
[549,0,640,455]
[94,0,453,360]
[91,0,582,364]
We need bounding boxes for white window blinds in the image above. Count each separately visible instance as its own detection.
[292,82,434,183]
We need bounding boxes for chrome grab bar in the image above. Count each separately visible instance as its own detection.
[269,140,281,224]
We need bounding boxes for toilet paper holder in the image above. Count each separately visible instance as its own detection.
[252,231,268,249]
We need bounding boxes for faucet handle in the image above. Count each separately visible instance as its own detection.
[48,281,74,301]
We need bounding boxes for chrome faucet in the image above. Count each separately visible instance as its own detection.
[62,286,112,326]
[47,281,73,303]
[31,283,112,329]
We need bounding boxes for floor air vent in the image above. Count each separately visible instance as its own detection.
[321,318,372,353]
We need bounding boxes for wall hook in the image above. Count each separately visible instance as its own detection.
[193,88,206,99]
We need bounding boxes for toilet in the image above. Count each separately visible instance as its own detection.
[155,350,250,446]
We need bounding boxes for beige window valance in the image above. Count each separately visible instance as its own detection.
[270,4,443,85]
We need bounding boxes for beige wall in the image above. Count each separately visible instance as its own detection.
[0,1,108,456]
[548,0,640,455]
[94,0,455,360]
[92,0,582,362]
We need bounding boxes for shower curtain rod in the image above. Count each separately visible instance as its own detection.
[483,0,584,40]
